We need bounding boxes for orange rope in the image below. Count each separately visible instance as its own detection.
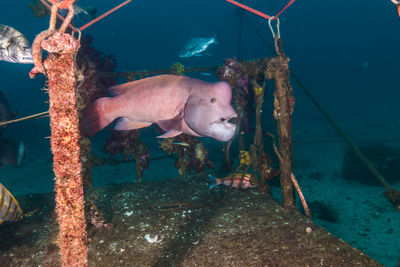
[47,0,76,9]
[39,0,78,32]
[79,0,132,31]
[39,0,131,32]
[225,0,296,20]
[290,173,312,219]
[270,132,312,219]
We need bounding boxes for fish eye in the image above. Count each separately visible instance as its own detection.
[210,97,216,103]
[220,118,226,122]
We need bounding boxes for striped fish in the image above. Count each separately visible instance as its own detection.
[0,24,33,64]
[0,183,23,224]
[208,173,255,189]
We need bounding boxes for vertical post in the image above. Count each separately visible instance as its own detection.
[268,56,295,209]
[252,81,269,193]
[44,34,88,266]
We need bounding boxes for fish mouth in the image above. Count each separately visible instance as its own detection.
[23,56,33,64]
[213,114,237,128]
[11,55,33,64]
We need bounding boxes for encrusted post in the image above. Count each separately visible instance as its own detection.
[267,56,295,210]
[45,34,87,266]
[29,2,88,264]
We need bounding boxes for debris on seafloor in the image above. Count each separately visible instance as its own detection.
[0,174,382,266]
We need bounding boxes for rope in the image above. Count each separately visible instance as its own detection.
[290,72,393,191]
[39,0,131,32]
[79,0,132,31]
[244,14,399,207]
[48,0,76,9]
[0,111,49,126]
[225,0,296,20]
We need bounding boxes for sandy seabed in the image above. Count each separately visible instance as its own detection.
[0,118,398,266]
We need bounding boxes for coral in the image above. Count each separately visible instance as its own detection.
[237,74,251,97]
[85,199,114,232]
[75,34,117,187]
[239,150,251,166]
[217,58,241,82]
[76,34,118,110]
[170,62,185,75]
[105,130,150,181]
[158,135,213,176]
[159,138,174,155]
[217,57,297,201]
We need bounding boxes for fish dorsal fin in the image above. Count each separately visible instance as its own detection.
[109,79,148,96]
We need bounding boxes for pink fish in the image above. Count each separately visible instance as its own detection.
[82,75,237,141]
[208,173,255,189]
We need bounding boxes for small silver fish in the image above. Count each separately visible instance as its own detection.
[0,183,23,224]
[179,36,218,58]
[0,24,32,64]
[60,3,97,19]
[172,141,190,147]
[200,72,211,76]
[75,4,97,19]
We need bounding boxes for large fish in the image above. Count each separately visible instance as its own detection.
[83,75,237,142]
[0,92,25,167]
[391,0,400,17]
[179,36,218,58]
[0,183,23,224]
[0,91,13,127]
[0,24,32,64]
[0,138,25,167]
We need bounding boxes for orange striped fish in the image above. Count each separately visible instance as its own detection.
[0,183,23,224]
[208,173,255,189]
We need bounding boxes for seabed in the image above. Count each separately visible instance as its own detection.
[0,173,381,266]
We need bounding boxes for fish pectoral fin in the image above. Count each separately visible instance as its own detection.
[157,113,184,131]
[157,129,182,138]
[114,118,151,131]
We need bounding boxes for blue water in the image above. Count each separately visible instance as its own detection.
[1,0,400,266]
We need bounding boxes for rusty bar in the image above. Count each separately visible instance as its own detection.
[268,55,295,210]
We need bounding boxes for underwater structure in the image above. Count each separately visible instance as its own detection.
[0,0,399,266]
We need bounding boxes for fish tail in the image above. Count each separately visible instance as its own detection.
[213,34,219,45]
[82,97,114,136]
[85,6,97,19]
[208,174,221,189]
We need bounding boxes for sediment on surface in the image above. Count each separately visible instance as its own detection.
[0,174,382,266]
